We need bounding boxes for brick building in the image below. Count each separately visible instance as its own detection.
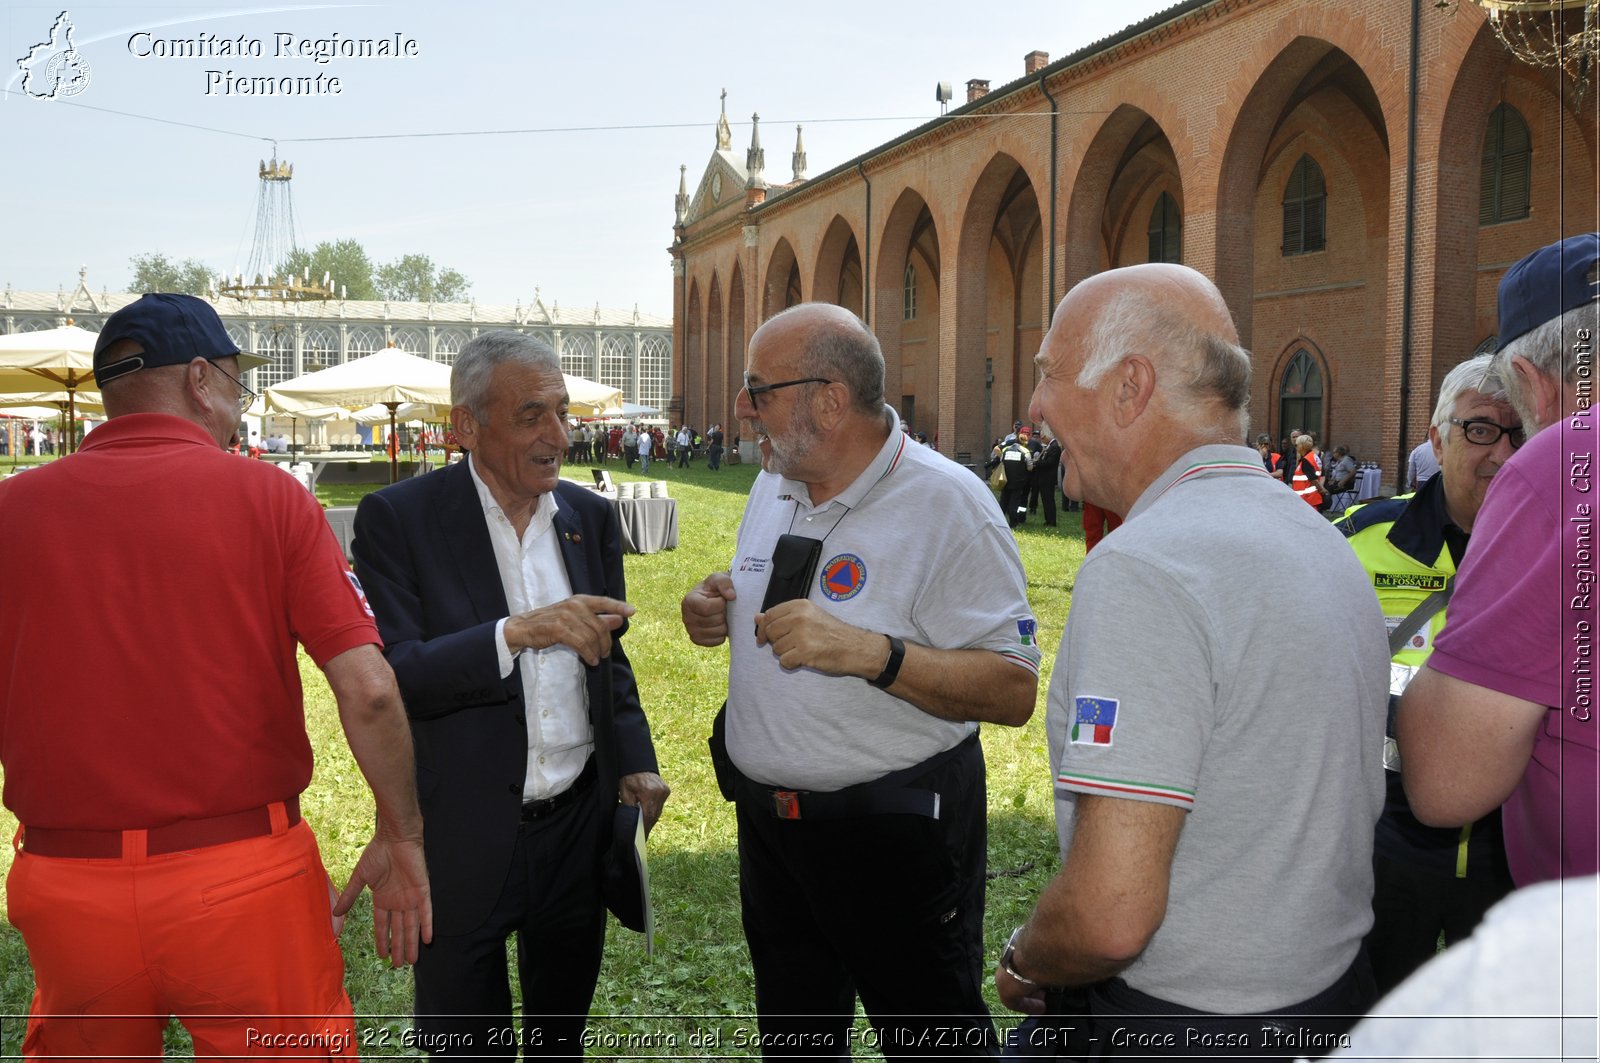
[669,0,1595,483]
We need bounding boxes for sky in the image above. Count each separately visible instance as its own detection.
[2,1,1178,319]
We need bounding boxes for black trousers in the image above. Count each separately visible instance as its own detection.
[737,738,996,1060]
[1365,849,1513,995]
[1000,483,1030,527]
[1004,950,1374,1062]
[413,779,609,1061]
[1028,477,1056,524]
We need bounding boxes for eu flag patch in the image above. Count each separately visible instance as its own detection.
[1070,696,1118,746]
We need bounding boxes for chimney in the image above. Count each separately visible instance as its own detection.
[1024,50,1049,75]
[966,78,990,103]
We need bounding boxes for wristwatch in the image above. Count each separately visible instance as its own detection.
[1001,925,1040,988]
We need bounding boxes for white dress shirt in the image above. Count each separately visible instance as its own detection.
[468,457,592,802]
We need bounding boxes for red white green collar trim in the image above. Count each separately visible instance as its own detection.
[1131,448,1275,518]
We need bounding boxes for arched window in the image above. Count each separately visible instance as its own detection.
[303,326,338,374]
[903,264,918,321]
[637,334,672,412]
[1147,192,1182,264]
[561,332,595,379]
[258,326,295,390]
[1278,349,1324,439]
[435,328,468,365]
[601,334,632,393]
[1480,103,1531,225]
[391,326,425,354]
[347,325,383,357]
[1282,155,1326,256]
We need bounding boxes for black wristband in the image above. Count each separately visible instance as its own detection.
[868,634,905,689]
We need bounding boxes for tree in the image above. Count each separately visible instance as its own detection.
[277,239,378,301]
[128,253,215,296]
[375,253,471,303]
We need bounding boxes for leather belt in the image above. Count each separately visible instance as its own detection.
[521,758,597,822]
[738,732,979,822]
[22,797,301,859]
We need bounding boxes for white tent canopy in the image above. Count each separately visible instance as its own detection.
[0,325,99,395]
[0,325,104,451]
[564,375,623,418]
[351,401,446,426]
[265,347,622,419]
[0,390,105,415]
[264,348,450,415]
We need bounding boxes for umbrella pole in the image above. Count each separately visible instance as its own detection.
[291,418,298,462]
[67,389,77,454]
[388,403,400,484]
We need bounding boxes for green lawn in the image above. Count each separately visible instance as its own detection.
[0,455,1087,1058]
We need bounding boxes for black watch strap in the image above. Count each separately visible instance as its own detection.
[868,634,905,689]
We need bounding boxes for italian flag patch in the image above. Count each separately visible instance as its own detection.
[1070,695,1118,746]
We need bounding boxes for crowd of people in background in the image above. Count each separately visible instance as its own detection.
[558,420,750,473]
[988,416,1372,540]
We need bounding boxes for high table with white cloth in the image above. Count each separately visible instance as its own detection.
[612,495,678,554]
[1357,463,1383,501]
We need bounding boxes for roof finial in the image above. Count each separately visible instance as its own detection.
[746,113,767,191]
[675,163,689,226]
[715,88,732,150]
[792,124,807,183]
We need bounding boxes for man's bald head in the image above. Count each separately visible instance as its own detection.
[751,303,885,417]
[1070,264,1250,420]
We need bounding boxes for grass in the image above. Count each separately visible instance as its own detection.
[0,453,1087,1058]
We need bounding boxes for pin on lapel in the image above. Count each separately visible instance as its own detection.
[565,531,582,544]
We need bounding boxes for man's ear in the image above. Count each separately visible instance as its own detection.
[813,380,851,430]
[1511,354,1561,428]
[449,404,477,447]
[183,358,211,408]
[1428,422,1444,466]
[1110,354,1157,428]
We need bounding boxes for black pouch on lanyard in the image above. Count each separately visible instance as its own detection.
[709,534,824,801]
[759,533,823,615]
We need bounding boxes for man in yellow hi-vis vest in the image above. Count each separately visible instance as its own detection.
[1335,351,1524,994]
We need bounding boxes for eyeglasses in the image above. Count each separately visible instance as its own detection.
[209,361,258,415]
[743,374,832,412]
[1448,417,1525,449]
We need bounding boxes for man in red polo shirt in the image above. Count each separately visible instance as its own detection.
[0,293,431,1059]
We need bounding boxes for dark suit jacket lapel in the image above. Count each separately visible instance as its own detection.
[438,459,511,623]
[552,491,595,596]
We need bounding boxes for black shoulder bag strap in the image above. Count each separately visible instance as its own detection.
[1388,576,1455,657]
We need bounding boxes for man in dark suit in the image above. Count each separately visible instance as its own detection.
[1029,430,1062,526]
[353,330,668,1061]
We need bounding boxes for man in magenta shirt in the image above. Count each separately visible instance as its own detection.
[1400,233,1598,885]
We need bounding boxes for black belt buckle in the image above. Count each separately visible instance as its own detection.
[771,790,802,820]
[521,792,564,822]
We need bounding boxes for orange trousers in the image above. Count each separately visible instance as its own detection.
[7,816,357,1061]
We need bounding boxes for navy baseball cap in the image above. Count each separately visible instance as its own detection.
[1498,232,1600,348]
[93,293,268,385]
